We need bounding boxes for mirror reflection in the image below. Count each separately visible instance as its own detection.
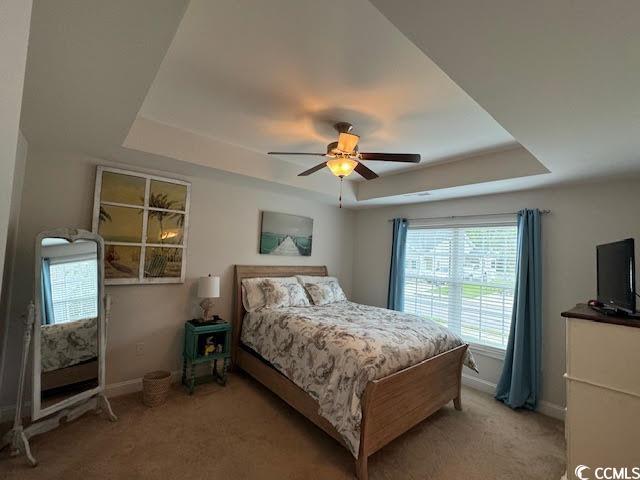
[40,237,99,409]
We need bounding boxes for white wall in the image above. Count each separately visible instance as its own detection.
[0,0,32,295]
[352,178,640,411]
[5,141,639,418]
[0,0,32,404]
[0,132,28,412]
[0,149,354,408]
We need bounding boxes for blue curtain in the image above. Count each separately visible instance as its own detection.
[387,218,408,311]
[496,209,542,410]
[41,258,55,325]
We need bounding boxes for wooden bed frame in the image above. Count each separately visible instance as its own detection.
[233,265,468,480]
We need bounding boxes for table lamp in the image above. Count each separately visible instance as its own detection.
[197,274,220,322]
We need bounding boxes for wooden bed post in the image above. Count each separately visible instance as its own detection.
[355,454,368,480]
[356,385,373,480]
[453,345,465,411]
[353,344,468,480]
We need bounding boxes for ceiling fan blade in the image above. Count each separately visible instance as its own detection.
[354,162,379,180]
[268,152,327,156]
[359,152,421,163]
[298,162,328,176]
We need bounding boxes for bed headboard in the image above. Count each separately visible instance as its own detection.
[232,265,328,366]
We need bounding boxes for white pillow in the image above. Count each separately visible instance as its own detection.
[259,279,310,309]
[305,283,337,306]
[242,277,309,311]
[301,276,347,305]
[296,275,330,285]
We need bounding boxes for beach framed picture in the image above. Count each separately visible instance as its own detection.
[260,211,313,257]
[91,166,191,285]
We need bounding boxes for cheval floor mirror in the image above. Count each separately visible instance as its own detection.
[1,228,116,466]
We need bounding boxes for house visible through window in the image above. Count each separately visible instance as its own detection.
[49,258,98,324]
[403,221,518,350]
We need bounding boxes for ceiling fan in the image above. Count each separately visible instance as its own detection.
[268,122,421,181]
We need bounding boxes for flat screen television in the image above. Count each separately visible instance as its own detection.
[597,238,636,314]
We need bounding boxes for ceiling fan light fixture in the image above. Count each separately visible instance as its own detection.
[326,157,358,178]
[337,132,360,154]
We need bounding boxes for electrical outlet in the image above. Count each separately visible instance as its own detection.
[135,342,144,356]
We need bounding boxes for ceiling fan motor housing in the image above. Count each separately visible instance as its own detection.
[334,122,353,134]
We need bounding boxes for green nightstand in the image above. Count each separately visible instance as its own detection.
[182,319,231,394]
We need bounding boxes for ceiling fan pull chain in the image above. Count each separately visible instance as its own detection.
[339,176,343,209]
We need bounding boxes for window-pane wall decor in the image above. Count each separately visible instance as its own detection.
[403,221,517,350]
[92,166,190,284]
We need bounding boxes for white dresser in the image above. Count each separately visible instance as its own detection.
[563,304,640,473]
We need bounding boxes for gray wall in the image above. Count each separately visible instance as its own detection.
[0,148,354,408]
[352,178,640,410]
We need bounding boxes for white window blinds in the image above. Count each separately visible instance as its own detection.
[49,258,98,324]
[403,221,518,349]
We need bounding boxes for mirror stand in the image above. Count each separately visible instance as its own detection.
[1,297,117,467]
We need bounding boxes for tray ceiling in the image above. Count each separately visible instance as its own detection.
[133,0,517,177]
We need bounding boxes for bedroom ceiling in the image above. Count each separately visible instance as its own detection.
[131,0,517,178]
[369,0,640,192]
[21,0,639,207]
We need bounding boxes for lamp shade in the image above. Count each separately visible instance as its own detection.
[326,157,358,178]
[337,132,359,154]
[197,275,220,298]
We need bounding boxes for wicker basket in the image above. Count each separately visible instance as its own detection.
[142,370,171,407]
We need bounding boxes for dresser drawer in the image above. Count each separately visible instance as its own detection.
[566,379,640,469]
[566,317,640,397]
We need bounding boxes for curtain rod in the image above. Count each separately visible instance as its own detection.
[387,209,551,223]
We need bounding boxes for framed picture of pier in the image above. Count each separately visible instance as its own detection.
[259,211,313,257]
[92,166,191,284]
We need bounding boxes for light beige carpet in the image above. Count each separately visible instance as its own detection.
[1,373,565,479]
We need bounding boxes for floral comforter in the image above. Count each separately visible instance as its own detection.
[41,317,98,373]
[241,301,477,456]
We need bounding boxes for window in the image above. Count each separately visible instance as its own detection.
[49,258,98,324]
[403,221,518,350]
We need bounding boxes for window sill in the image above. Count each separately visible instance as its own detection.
[468,343,506,361]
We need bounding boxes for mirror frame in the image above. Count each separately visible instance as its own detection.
[32,228,106,420]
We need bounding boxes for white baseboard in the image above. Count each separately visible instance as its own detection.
[462,373,566,421]
[103,377,144,398]
[0,371,182,422]
[2,370,566,423]
[462,373,497,395]
[105,370,182,398]
[537,400,567,420]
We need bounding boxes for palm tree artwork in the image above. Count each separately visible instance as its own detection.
[95,168,189,283]
[99,207,138,278]
[144,193,184,277]
[99,206,112,224]
[146,193,184,243]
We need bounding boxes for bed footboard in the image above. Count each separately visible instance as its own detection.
[356,344,468,480]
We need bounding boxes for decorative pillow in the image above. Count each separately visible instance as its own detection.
[242,277,299,311]
[284,282,311,307]
[259,279,310,309]
[297,275,347,303]
[242,276,310,311]
[325,279,347,302]
[304,283,336,306]
[259,280,290,309]
[296,275,331,285]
